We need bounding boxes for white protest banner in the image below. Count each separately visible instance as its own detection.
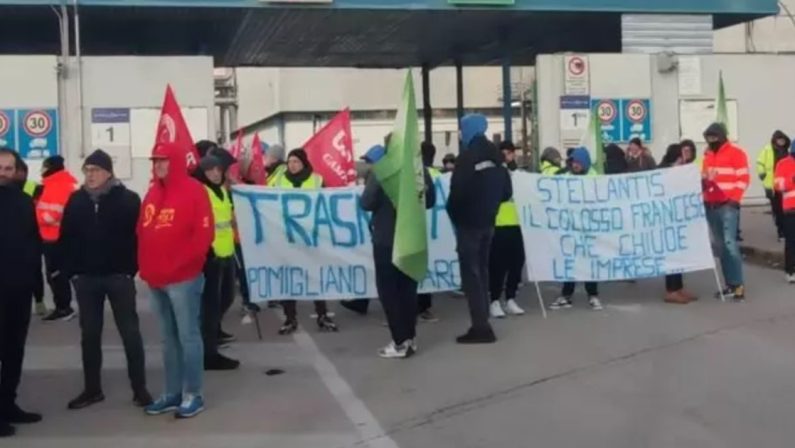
[232,174,460,302]
[512,165,715,282]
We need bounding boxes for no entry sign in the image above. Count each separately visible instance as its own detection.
[564,55,590,96]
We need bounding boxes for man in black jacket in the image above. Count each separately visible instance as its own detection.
[0,148,43,437]
[360,144,436,359]
[59,150,152,410]
[447,114,512,344]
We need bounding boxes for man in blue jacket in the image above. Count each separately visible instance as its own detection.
[447,115,512,344]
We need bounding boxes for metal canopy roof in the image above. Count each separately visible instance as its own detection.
[0,0,779,67]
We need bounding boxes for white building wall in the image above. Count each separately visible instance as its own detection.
[714,0,795,52]
[537,53,795,201]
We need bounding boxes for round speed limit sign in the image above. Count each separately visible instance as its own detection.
[625,100,647,123]
[597,100,617,124]
[0,111,9,137]
[23,110,52,137]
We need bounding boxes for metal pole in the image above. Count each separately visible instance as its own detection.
[502,56,513,143]
[520,90,529,167]
[455,59,464,151]
[73,0,86,157]
[421,64,432,144]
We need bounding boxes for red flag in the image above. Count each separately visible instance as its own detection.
[303,109,355,187]
[155,85,200,171]
[227,132,244,183]
[247,133,267,185]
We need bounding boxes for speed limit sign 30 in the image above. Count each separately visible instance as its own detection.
[23,110,53,137]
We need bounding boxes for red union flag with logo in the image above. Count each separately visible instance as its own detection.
[303,109,355,187]
[155,85,200,171]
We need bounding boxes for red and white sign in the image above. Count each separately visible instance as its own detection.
[625,99,647,123]
[23,110,52,137]
[0,111,9,137]
[303,108,355,188]
[597,100,618,124]
[564,55,590,95]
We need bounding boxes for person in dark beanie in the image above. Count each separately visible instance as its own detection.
[59,149,152,410]
[38,155,78,322]
[195,155,240,371]
[448,114,512,344]
[0,148,43,438]
[442,153,456,173]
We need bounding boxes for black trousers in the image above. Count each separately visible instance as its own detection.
[784,214,795,275]
[0,289,32,409]
[561,282,598,297]
[374,244,418,345]
[281,300,328,321]
[202,256,235,356]
[456,227,494,332]
[73,275,146,394]
[417,294,432,314]
[489,226,525,302]
[43,242,72,311]
[665,274,684,292]
[33,264,44,305]
[768,190,785,238]
[234,244,251,306]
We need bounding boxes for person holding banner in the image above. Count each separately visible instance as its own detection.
[549,147,603,311]
[489,142,526,318]
[448,114,512,344]
[264,144,287,187]
[138,142,214,419]
[773,142,795,283]
[540,147,564,175]
[274,148,338,335]
[702,123,749,301]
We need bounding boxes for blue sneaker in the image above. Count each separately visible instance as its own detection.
[175,395,205,419]
[144,394,181,416]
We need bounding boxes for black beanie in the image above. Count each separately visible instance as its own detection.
[287,148,312,170]
[43,155,65,172]
[703,122,728,141]
[83,150,113,174]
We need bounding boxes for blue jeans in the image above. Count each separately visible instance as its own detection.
[706,204,744,287]
[150,276,205,398]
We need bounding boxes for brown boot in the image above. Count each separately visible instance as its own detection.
[664,290,690,304]
[680,289,698,301]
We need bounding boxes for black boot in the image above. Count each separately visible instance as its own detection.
[133,389,154,408]
[456,327,497,344]
[204,353,241,371]
[1,404,42,424]
[67,391,105,410]
[0,421,14,438]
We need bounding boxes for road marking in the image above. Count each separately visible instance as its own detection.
[293,331,400,448]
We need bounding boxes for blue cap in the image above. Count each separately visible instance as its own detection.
[362,144,386,164]
[460,114,488,148]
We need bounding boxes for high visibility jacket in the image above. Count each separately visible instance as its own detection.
[701,142,750,204]
[266,164,288,187]
[205,186,235,258]
[428,167,441,179]
[23,180,38,197]
[540,161,561,175]
[495,168,519,227]
[36,170,78,242]
[757,144,776,190]
[276,173,323,189]
[774,156,795,212]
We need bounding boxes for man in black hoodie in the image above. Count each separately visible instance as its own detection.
[0,148,43,437]
[757,130,791,240]
[59,150,152,410]
[447,114,512,344]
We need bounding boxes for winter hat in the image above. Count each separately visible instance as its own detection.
[43,155,65,172]
[287,148,311,170]
[195,140,219,158]
[541,146,562,164]
[267,144,286,162]
[361,145,386,164]
[199,155,223,173]
[460,114,488,148]
[569,147,592,172]
[83,149,113,174]
[207,146,236,170]
[703,122,728,141]
[499,141,517,152]
[442,153,457,164]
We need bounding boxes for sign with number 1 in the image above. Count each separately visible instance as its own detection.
[91,108,133,179]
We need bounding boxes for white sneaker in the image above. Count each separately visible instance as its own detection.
[490,301,507,318]
[378,341,415,359]
[504,299,525,316]
[589,297,604,311]
[549,297,573,310]
[787,274,795,284]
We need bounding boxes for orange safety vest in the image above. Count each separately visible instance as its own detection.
[36,170,78,242]
[775,156,795,212]
[701,142,750,204]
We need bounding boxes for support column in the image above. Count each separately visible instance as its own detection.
[455,59,464,151]
[421,64,432,144]
[502,56,513,143]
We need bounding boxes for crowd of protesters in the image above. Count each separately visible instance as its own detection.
[0,109,773,436]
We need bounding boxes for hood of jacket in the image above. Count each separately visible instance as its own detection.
[772,130,791,153]
[604,144,628,174]
[460,114,488,148]
[570,147,592,174]
[541,146,562,165]
[151,142,191,189]
[42,169,77,188]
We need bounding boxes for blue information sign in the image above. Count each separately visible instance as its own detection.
[590,98,652,143]
[0,109,16,149]
[590,98,621,143]
[17,108,59,159]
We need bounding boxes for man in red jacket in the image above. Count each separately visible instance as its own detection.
[138,142,214,419]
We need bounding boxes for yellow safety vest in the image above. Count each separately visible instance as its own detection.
[495,168,520,227]
[756,144,776,190]
[428,167,441,179]
[23,180,37,197]
[276,173,323,189]
[205,186,235,258]
[540,161,561,175]
[266,164,288,187]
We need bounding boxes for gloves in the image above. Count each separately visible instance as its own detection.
[363,145,386,164]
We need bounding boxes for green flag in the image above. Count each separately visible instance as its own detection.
[372,71,428,281]
[716,71,729,134]
[580,104,605,174]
